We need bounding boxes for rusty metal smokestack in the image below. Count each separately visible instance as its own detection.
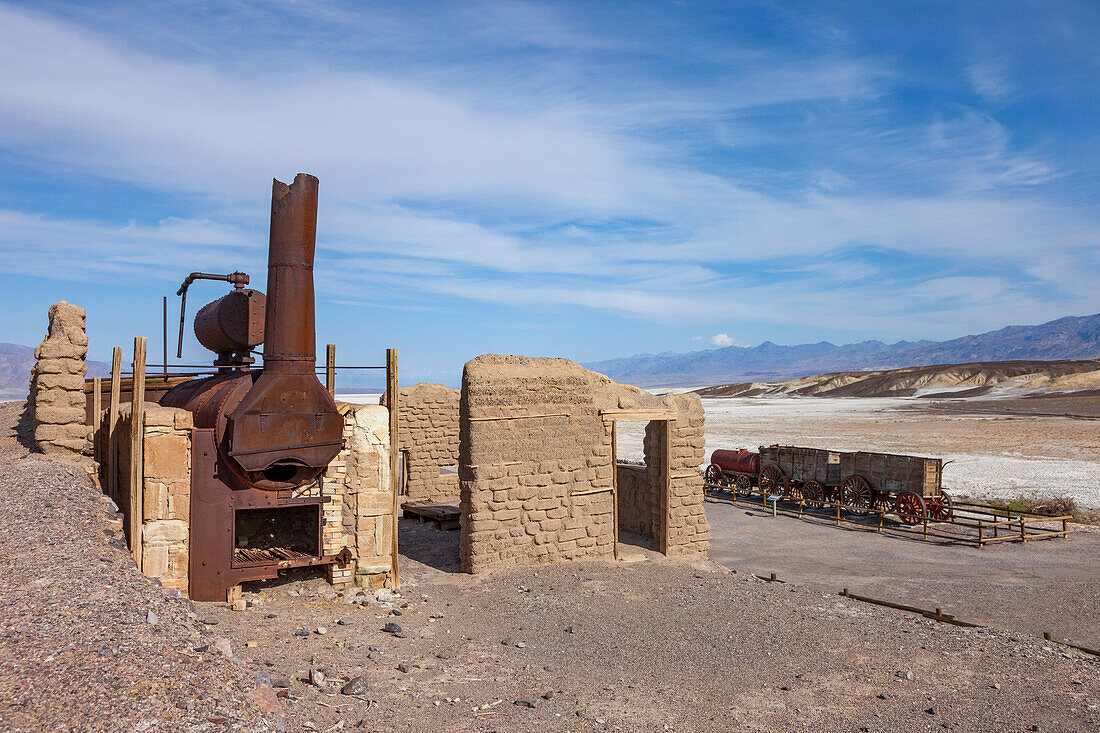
[264,173,318,375]
[216,172,343,485]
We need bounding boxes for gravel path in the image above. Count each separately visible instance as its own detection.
[0,403,283,731]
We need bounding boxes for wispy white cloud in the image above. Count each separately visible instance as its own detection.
[0,1,1096,352]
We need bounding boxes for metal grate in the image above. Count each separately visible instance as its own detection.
[233,547,313,564]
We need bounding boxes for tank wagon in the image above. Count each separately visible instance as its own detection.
[705,445,952,525]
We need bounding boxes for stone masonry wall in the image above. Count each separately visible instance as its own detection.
[140,404,192,593]
[113,403,192,594]
[325,403,394,589]
[459,355,710,573]
[28,301,89,463]
[387,383,459,502]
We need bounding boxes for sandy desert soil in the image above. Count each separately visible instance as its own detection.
[616,397,1100,509]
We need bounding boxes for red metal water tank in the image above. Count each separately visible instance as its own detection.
[710,449,759,475]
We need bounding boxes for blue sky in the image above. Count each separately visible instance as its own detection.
[1,1,1098,385]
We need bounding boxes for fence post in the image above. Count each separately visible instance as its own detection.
[386,348,400,589]
[128,337,147,570]
[326,343,336,397]
[92,377,102,470]
[611,420,619,561]
[107,346,122,503]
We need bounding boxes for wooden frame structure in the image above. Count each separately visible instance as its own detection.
[601,408,674,559]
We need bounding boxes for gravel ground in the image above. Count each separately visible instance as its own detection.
[0,402,283,732]
[191,521,1100,733]
[2,399,1098,732]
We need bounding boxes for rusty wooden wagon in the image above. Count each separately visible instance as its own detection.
[707,445,952,525]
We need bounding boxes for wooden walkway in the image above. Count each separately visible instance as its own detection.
[402,502,461,531]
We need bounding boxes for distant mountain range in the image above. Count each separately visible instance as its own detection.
[0,342,109,400]
[585,313,1100,388]
[694,359,1100,399]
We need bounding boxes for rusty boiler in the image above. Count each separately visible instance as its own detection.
[161,173,349,601]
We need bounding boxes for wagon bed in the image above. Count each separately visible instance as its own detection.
[758,445,942,498]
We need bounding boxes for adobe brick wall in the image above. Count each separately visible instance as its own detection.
[662,393,710,556]
[459,355,709,573]
[385,383,460,502]
[28,301,90,463]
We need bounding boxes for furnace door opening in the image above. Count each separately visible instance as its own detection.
[233,505,321,564]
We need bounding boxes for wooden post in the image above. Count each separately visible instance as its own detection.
[107,346,122,502]
[610,420,619,561]
[129,337,147,570]
[162,296,168,379]
[92,377,102,468]
[661,420,670,555]
[326,343,336,397]
[386,348,400,589]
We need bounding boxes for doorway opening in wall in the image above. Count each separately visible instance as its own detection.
[610,416,671,559]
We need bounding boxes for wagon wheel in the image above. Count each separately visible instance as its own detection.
[734,473,754,497]
[839,475,872,516]
[926,490,954,522]
[801,480,825,510]
[703,464,725,487]
[759,464,785,497]
[872,492,893,514]
[784,481,802,501]
[894,491,927,526]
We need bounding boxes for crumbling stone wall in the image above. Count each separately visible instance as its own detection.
[459,355,709,573]
[388,383,460,502]
[139,404,192,593]
[324,403,394,589]
[28,301,89,462]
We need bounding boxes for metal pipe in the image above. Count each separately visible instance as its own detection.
[264,173,318,375]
